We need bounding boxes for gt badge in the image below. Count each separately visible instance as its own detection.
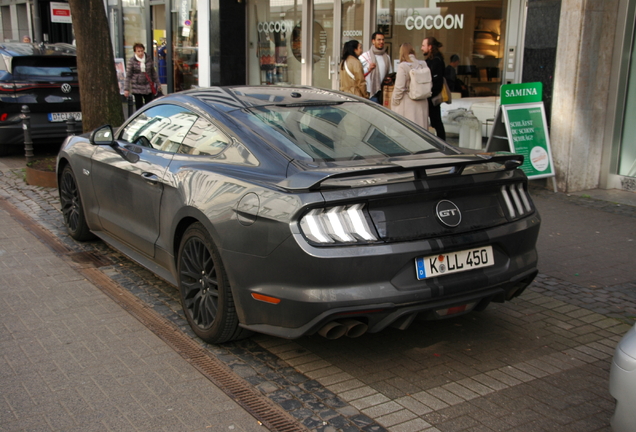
[436,200,461,227]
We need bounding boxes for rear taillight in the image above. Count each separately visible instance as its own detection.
[0,113,7,121]
[299,203,377,244]
[500,183,533,219]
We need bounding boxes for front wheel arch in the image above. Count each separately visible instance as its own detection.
[58,163,95,242]
[176,222,250,343]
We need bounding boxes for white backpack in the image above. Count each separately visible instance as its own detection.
[408,62,432,100]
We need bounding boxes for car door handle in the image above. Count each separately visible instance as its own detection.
[141,172,159,184]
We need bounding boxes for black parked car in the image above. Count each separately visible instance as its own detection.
[0,42,81,155]
[57,86,540,343]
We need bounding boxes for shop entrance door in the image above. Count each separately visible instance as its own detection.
[311,0,367,91]
[311,1,336,90]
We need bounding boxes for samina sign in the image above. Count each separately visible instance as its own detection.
[501,82,543,105]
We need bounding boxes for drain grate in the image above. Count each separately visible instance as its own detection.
[0,198,307,432]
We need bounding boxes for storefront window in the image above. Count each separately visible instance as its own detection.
[248,1,301,86]
[377,0,506,97]
[618,30,636,177]
[122,0,147,59]
[248,1,367,89]
[172,0,198,91]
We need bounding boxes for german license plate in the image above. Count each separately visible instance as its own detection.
[415,246,494,280]
[48,112,82,122]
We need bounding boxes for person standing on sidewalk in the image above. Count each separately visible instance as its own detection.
[360,32,393,104]
[421,37,446,140]
[391,43,429,129]
[123,43,162,110]
[339,40,369,98]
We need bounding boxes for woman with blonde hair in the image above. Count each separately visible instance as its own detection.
[391,42,429,129]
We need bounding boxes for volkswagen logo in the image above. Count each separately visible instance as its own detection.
[61,83,72,93]
[436,200,461,227]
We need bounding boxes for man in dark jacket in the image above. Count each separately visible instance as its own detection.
[422,37,446,141]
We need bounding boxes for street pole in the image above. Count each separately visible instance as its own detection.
[21,105,34,163]
[66,117,76,136]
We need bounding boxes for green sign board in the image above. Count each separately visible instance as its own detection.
[502,103,555,179]
[501,82,543,105]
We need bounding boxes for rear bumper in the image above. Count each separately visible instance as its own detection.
[223,213,540,339]
[241,269,537,339]
[0,114,82,145]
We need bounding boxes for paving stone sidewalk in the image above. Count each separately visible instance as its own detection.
[1,166,635,432]
[0,178,265,431]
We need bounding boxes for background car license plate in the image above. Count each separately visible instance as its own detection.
[48,112,82,122]
[415,246,494,279]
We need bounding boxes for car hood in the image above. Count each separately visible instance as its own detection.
[279,152,524,191]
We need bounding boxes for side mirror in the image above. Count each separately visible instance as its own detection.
[90,125,115,145]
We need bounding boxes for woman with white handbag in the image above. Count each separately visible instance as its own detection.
[391,43,430,130]
[339,40,369,98]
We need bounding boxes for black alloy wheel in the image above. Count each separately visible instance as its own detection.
[59,165,94,241]
[177,223,247,343]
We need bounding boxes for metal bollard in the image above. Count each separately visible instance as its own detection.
[21,105,34,163]
[66,117,76,136]
[128,96,134,117]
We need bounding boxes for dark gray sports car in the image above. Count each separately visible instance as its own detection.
[57,86,540,343]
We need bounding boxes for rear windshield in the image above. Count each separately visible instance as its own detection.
[244,102,445,162]
[11,57,77,81]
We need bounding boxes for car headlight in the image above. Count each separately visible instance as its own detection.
[299,203,378,244]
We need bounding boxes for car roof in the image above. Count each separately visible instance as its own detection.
[0,42,77,57]
[178,86,360,112]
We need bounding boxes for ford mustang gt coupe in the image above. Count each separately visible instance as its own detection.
[57,86,540,343]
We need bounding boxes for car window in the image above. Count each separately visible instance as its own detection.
[245,102,445,162]
[178,117,231,156]
[11,57,77,81]
[120,104,198,153]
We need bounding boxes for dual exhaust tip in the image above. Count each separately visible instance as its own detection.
[318,319,368,339]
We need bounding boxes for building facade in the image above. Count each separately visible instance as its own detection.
[1,0,634,194]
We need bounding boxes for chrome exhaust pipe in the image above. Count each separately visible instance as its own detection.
[340,319,368,338]
[318,321,347,339]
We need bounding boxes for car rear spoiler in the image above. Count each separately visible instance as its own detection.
[277,152,524,191]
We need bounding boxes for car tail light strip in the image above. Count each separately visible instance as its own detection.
[300,203,377,244]
[500,183,532,219]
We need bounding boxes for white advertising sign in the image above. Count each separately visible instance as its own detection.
[51,2,72,24]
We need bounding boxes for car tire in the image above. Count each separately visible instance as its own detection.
[59,165,95,241]
[177,223,250,344]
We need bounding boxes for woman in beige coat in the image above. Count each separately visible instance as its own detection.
[339,40,369,98]
[391,43,429,129]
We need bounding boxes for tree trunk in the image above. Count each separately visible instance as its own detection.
[67,0,125,132]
